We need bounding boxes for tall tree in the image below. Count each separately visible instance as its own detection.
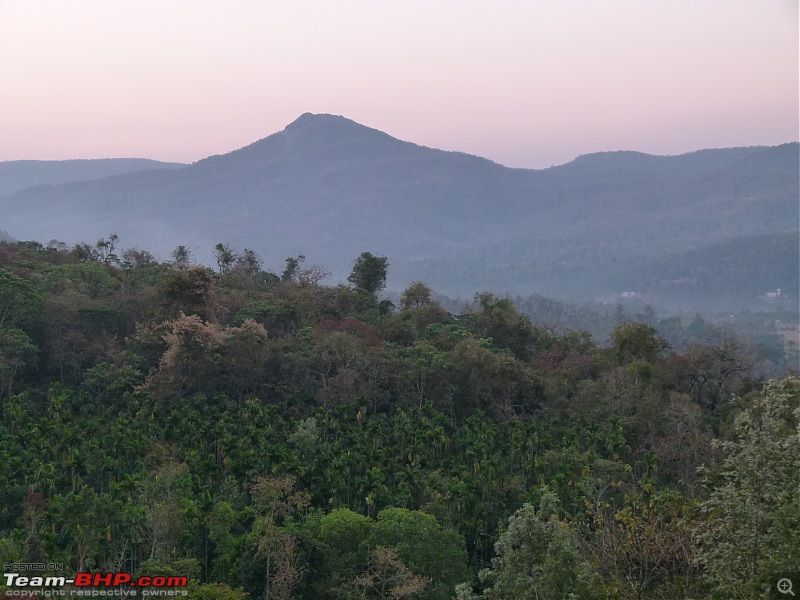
[214,243,236,275]
[463,493,601,600]
[350,546,430,600]
[372,508,469,600]
[0,328,37,401]
[585,484,699,600]
[694,378,800,599]
[400,282,433,310]
[0,268,44,328]
[348,252,388,298]
[250,475,309,600]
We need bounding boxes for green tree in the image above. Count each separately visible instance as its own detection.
[585,484,699,600]
[250,475,309,600]
[470,493,601,600]
[158,265,217,320]
[684,336,752,416]
[315,508,373,594]
[398,282,449,336]
[0,268,44,328]
[395,341,450,408]
[170,245,193,266]
[348,252,388,298]
[310,325,383,407]
[0,328,37,401]
[473,293,540,361]
[50,486,123,571]
[139,461,193,564]
[207,501,242,585]
[281,255,306,282]
[609,322,668,365]
[214,243,236,275]
[694,378,800,599]
[449,337,538,419]
[372,508,469,600]
[400,282,433,310]
[94,233,120,265]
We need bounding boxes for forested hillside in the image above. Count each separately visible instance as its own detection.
[0,239,798,599]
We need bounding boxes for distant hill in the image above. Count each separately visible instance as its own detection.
[0,158,185,197]
[0,113,797,309]
[608,231,799,310]
[390,237,799,311]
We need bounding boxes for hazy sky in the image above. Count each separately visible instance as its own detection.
[1,0,797,168]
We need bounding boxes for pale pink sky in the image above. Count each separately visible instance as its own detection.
[0,0,797,168]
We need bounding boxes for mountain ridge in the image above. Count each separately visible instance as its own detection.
[0,158,186,197]
[1,113,797,308]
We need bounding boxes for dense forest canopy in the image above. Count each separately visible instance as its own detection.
[0,238,797,599]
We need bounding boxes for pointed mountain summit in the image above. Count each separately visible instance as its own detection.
[201,113,391,161]
[280,112,400,144]
[0,115,796,305]
[196,112,483,173]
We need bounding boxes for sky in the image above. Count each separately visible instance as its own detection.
[0,0,797,169]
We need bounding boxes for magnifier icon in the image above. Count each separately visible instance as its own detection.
[778,578,795,596]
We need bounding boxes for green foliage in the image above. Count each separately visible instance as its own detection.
[695,378,800,599]
[585,483,699,599]
[474,493,601,600]
[372,508,469,600]
[184,581,249,599]
[0,268,44,328]
[348,252,389,297]
[282,254,306,281]
[609,321,668,365]
[449,337,539,418]
[159,265,217,319]
[400,281,433,310]
[50,486,125,570]
[0,328,37,400]
[317,507,373,584]
[473,293,543,361]
[45,261,118,299]
[349,545,430,600]
[0,239,790,600]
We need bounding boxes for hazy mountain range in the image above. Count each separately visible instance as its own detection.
[0,158,184,197]
[1,113,797,310]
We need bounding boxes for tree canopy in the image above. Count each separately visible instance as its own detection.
[0,238,794,600]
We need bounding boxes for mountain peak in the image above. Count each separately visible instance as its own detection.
[194,113,416,170]
[281,112,391,142]
[285,112,347,128]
